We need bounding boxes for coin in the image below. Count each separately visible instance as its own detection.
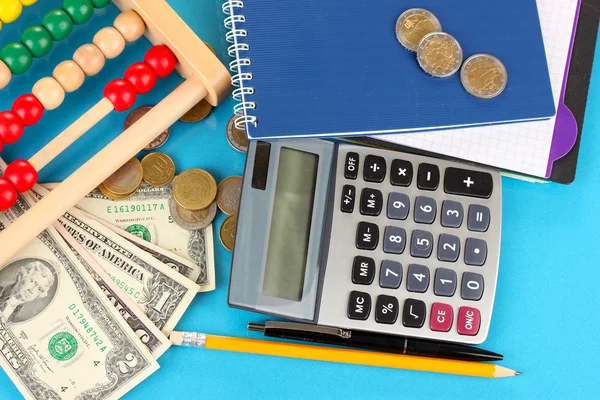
[103,157,144,195]
[170,198,217,231]
[124,106,171,150]
[226,114,249,153]
[460,54,508,99]
[417,32,463,78]
[173,168,217,211]
[98,183,137,200]
[219,214,237,252]
[141,153,176,186]
[395,9,442,52]
[216,176,242,215]
[179,99,213,123]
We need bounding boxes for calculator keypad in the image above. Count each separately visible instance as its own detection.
[379,260,403,289]
[417,163,440,191]
[402,299,426,328]
[340,185,356,213]
[383,226,406,254]
[441,200,464,228]
[410,230,433,258]
[437,234,460,262]
[390,159,413,187]
[414,196,437,224]
[465,238,487,266]
[360,188,383,216]
[364,155,386,183]
[356,222,379,250]
[375,295,399,324]
[348,291,371,320]
[434,268,457,297]
[352,256,375,285]
[406,264,430,293]
[387,193,410,220]
[468,205,490,232]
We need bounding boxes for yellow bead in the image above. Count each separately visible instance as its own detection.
[18,0,37,6]
[93,27,125,59]
[0,59,11,89]
[114,11,145,43]
[0,0,23,24]
[53,60,85,92]
[32,77,65,110]
[0,20,2,30]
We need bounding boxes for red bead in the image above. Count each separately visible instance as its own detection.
[124,62,157,94]
[5,159,38,193]
[12,94,44,126]
[0,111,24,144]
[0,178,17,211]
[104,79,137,112]
[144,45,177,78]
[0,139,3,153]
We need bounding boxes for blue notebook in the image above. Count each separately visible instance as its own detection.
[225,0,555,140]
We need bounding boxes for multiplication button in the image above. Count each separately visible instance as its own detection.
[402,299,426,328]
[348,291,371,320]
[375,295,399,324]
[390,159,413,187]
[356,222,379,250]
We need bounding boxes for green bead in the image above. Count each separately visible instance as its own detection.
[0,43,33,75]
[42,9,73,41]
[90,0,111,8]
[62,0,94,25]
[21,26,53,58]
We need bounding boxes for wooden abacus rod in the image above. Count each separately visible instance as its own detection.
[0,75,208,266]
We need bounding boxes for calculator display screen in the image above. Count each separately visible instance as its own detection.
[262,147,319,301]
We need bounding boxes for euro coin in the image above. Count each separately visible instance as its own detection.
[461,54,508,99]
[103,157,144,195]
[141,152,176,187]
[173,168,217,211]
[124,106,171,150]
[226,114,249,153]
[216,176,242,215]
[396,9,442,52]
[219,215,237,252]
[180,99,212,123]
[98,183,137,200]
[417,32,463,78]
[170,198,217,231]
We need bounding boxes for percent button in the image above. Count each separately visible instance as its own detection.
[375,295,399,324]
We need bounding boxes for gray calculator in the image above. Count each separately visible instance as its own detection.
[228,139,502,344]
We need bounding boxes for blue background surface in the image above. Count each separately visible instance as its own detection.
[0,1,599,399]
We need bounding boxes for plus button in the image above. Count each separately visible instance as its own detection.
[463,177,475,188]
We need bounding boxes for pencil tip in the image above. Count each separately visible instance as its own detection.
[515,371,523,376]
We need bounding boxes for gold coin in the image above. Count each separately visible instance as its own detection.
[417,32,463,78]
[216,176,243,215]
[103,157,144,195]
[170,200,217,231]
[173,168,217,211]
[141,152,176,186]
[219,214,237,252]
[226,114,249,152]
[461,54,508,99]
[395,9,442,52]
[180,99,213,123]
[98,183,138,200]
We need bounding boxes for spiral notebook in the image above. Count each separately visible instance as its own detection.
[225,0,555,140]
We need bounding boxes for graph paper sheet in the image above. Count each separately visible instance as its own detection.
[372,0,579,178]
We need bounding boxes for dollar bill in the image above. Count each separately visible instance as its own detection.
[43,182,216,292]
[0,168,158,399]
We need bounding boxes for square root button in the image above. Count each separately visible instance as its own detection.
[457,306,481,336]
[430,303,453,332]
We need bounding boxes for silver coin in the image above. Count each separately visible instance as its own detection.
[417,32,463,78]
[395,8,442,52]
[460,54,508,99]
[144,130,171,151]
[226,114,249,153]
[170,198,217,231]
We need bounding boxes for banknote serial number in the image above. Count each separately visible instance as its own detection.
[107,272,141,299]
[106,204,166,214]
[68,304,107,352]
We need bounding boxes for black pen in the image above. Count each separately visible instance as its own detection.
[248,321,503,362]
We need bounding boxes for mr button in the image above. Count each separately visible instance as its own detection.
[457,306,481,336]
[348,291,371,320]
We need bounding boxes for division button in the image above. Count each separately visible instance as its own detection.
[363,155,387,183]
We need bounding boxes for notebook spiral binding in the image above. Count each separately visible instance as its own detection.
[223,0,257,130]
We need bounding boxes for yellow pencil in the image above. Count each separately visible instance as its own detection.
[170,331,520,379]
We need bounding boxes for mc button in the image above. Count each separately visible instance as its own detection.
[348,291,371,320]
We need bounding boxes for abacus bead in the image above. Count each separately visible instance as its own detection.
[0,20,2,30]
[114,10,145,43]
[32,77,65,110]
[73,43,105,76]
[0,138,3,152]
[42,9,73,41]
[125,62,156,94]
[21,26,53,58]
[0,0,22,24]
[104,79,136,112]
[0,43,32,75]
[5,159,37,192]
[90,0,110,8]
[0,178,17,211]
[12,94,44,126]
[0,111,23,143]
[144,45,177,78]
[93,27,126,59]
[19,0,38,5]
[62,0,94,25]
[53,60,85,92]
[0,60,11,89]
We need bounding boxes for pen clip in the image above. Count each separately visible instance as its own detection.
[265,321,351,338]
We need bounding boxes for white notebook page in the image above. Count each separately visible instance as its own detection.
[372,0,579,178]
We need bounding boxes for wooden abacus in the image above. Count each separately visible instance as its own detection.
[0,0,231,265]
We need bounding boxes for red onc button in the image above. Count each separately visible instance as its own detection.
[457,306,481,336]
[430,303,453,332]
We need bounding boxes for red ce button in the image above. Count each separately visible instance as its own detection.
[430,303,453,332]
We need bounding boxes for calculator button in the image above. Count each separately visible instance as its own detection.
[468,205,491,232]
[414,196,437,224]
[461,272,484,301]
[437,234,460,262]
[375,295,399,324]
[410,230,433,258]
[457,306,481,336]
[356,222,379,250]
[379,260,402,289]
[406,264,430,293]
[363,155,387,183]
[344,152,359,180]
[402,299,426,328]
[387,193,410,220]
[430,303,453,332]
[434,268,457,297]
[390,159,413,187]
[340,185,356,213]
[444,167,493,199]
[383,226,406,254]
[347,291,371,320]
[360,188,383,216]
[352,256,375,285]
[417,163,440,191]
[441,200,464,228]
[465,238,487,266]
